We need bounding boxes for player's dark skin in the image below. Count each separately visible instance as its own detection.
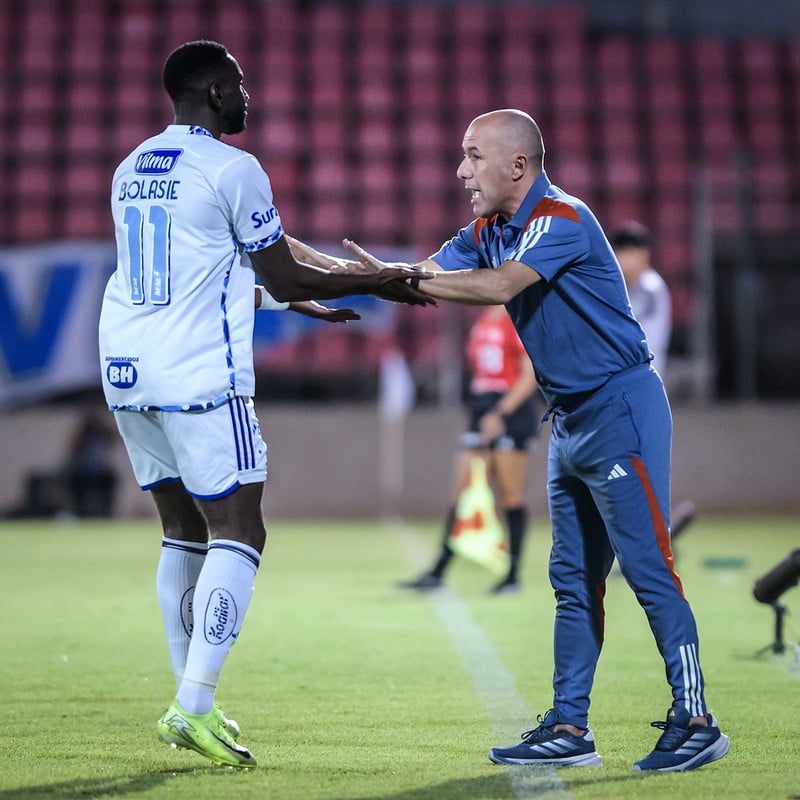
[151,52,434,555]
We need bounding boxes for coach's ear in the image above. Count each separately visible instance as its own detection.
[511,152,529,181]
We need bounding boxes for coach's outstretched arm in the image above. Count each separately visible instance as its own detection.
[342,239,542,306]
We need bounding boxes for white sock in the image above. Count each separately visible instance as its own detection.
[156,537,208,690]
[177,539,260,715]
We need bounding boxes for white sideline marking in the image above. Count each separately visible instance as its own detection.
[386,521,572,799]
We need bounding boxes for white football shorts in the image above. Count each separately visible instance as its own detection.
[113,396,267,500]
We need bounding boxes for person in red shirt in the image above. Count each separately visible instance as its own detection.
[399,305,540,593]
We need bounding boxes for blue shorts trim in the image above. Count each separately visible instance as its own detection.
[141,476,181,492]
[187,480,241,501]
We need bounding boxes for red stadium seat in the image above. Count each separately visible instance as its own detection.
[309,3,347,39]
[14,162,53,200]
[358,118,394,157]
[309,157,349,196]
[546,4,586,35]
[550,157,593,197]
[66,122,107,158]
[405,5,444,42]
[65,201,113,240]
[17,122,56,157]
[307,199,350,242]
[13,201,53,242]
[359,4,395,37]
[64,162,108,199]
[454,2,494,38]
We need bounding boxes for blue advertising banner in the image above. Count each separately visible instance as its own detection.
[0,242,115,408]
[0,242,403,408]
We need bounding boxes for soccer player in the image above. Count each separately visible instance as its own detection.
[99,40,430,769]
[397,305,540,593]
[294,109,729,772]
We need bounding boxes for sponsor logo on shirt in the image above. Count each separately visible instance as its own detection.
[105,357,138,388]
[134,149,183,175]
[251,207,279,229]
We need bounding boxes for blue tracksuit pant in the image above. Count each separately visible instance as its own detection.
[546,363,706,728]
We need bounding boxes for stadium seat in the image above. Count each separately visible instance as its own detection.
[546,4,586,34]
[307,199,350,242]
[309,157,349,196]
[65,201,112,240]
[358,118,394,157]
[17,122,56,157]
[309,116,347,152]
[650,120,688,153]
[359,161,396,195]
[260,113,304,158]
[64,162,108,200]
[550,157,593,198]
[405,4,444,42]
[13,201,52,242]
[309,3,347,39]
[66,122,107,159]
[453,2,494,38]
[361,198,399,241]
[601,121,639,152]
[652,155,690,192]
[14,162,52,200]
[407,118,447,155]
[359,3,395,37]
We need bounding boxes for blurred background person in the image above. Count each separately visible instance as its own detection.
[611,221,695,538]
[398,305,540,594]
[63,406,119,518]
[611,221,672,375]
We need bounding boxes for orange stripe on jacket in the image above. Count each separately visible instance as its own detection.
[472,215,496,247]
[630,455,687,600]
[525,197,581,228]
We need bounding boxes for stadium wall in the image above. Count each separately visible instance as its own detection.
[1,402,798,520]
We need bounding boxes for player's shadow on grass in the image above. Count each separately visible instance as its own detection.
[0,768,207,800]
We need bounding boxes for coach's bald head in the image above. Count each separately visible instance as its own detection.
[470,109,545,169]
[457,109,545,220]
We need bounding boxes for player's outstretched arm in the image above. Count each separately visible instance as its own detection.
[254,286,360,323]
[249,235,435,306]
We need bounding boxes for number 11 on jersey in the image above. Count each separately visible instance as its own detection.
[122,204,172,305]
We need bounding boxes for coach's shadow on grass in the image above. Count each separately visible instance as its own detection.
[341,769,650,800]
[0,768,210,800]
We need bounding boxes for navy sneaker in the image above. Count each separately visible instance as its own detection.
[489,578,521,595]
[396,573,443,591]
[489,710,602,767]
[634,707,730,772]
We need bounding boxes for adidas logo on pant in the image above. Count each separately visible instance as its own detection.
[607,463,628,480]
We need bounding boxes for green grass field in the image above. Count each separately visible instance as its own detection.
[2,515,799,800]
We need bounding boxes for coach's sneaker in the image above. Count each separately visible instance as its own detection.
[157,700,257,768]
[633,707,730,772]
[489,710,602,767]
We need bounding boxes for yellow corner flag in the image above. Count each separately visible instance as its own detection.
[448,457,509,575]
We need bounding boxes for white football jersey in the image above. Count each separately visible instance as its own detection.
[99,125,283,410]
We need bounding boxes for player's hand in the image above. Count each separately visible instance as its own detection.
[291,301,361,323]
